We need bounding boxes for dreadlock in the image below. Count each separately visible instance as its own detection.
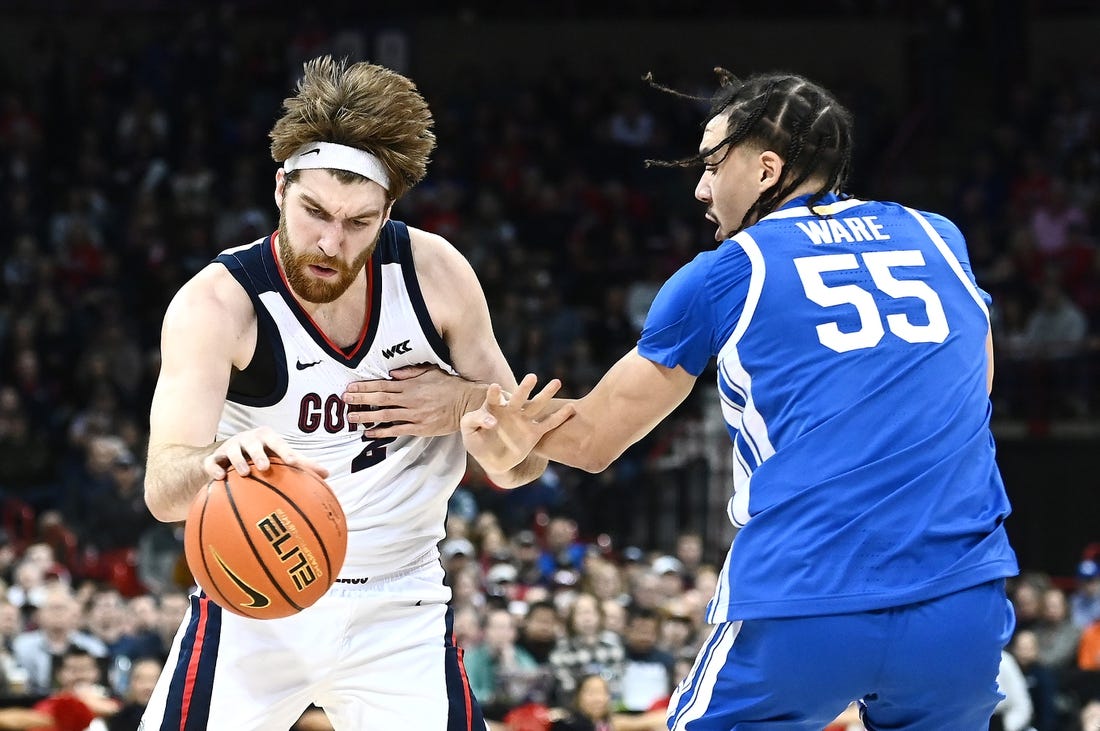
[646,68,854,233]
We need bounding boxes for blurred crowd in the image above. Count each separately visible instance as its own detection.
[0,3,1098,730]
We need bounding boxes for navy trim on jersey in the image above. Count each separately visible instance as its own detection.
[217,238,291,408]
[444,606,484,731]
[160,593,221,731]
[392,221,454,367]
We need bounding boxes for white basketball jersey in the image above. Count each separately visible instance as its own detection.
[213,221,466,578]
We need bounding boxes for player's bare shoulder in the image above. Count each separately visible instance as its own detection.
[406,226,483,330]
[161,263,257,369]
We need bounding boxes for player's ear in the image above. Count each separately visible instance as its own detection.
[274,168,287,209]
[758,151,784,193]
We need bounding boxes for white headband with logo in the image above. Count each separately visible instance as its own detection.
[282,141,391,191]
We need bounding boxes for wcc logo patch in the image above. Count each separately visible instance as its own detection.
[381,339,412,359]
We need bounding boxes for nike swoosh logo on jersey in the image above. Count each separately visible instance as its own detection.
[296,359,322,370]
[212,548,271,609]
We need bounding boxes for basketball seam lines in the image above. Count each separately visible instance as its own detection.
[224,475,304,612]
[247,462,336,578]
[197,481,230,609]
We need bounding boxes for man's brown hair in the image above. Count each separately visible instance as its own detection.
[269,55,436,201]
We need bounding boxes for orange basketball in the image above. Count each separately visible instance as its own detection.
[184,458,347,620]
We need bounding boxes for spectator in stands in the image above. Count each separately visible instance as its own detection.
[1017,278,1090,418]
[674,532,704,580]
[11,587,106,695]
[464,608,541,721]
[152,593,188,658]
[512,530,544,587]
[107,655,162,731]
[1013,579,1046,632]
[601,600,627,637]
[121,596,163,661]
[83,589,128,661]
[618,606,673,713]
[133,521,185,596]
[625,571,663,613]
[1079,617,1100,671]
[6,562,47,620]
[77,450,153,553]
[549,593,625,706]
[452,605,483,651]
[550,673,668,731]
[538,516,587,584]
[657,602,697,658]
[516,600,561,666]
[1074,560,1100,629]
[1009,629,1059,731]
[583,558,628,607]
[32,646,120,731]
[1035,586,1081,672]
[650,556,685,604]
[551,673,615,731]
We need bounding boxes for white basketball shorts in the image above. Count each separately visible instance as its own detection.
[140,555,486,730]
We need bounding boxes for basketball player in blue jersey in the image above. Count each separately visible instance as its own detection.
[139,56,571,731]
[376,70,1019,730]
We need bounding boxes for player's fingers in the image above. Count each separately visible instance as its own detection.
[461,405,497,436]
[525,378,564,417]
[537,402,576,433]
[250,434,297,472]
[202,454,228,480]
[346,404,407,422]
[485,383,509,410]
[222,442,252,476]
[343,390,405,407]
[343,380,401,395]
[510,373,538,404]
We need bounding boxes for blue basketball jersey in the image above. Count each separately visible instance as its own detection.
[638,193,1018,621]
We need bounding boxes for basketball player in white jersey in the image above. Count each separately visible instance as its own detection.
[140,56,571,731]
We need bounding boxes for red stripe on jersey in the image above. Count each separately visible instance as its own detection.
[452,630,473,731]
[178,596,210,731]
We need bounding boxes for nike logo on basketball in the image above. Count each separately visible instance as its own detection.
[212,548,271,609]
[296,359,322,370]
[381,340,412,359]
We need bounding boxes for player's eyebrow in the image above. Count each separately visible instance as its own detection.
[299,193,383,221]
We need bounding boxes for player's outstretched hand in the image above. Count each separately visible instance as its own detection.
[344,364,482,437]
[203,426,330,481]
[461,374,575,475]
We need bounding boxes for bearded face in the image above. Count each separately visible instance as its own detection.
[277,202,378,304]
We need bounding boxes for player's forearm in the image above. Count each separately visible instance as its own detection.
[533,407,620,473]
[144,441,221,522]
[531,396,618,472]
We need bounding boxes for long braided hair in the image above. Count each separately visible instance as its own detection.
[648,69,854,233]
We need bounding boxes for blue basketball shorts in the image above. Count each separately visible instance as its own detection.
[667,579,1014,731]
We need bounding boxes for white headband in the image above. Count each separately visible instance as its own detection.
[282,141,391,191]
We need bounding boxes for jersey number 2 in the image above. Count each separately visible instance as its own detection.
[793,250,950,353]
[352,436,396,473]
